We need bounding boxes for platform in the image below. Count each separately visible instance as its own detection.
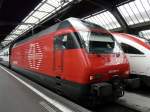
[0,65,90,112]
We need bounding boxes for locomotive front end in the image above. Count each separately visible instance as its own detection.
[68,18,130,102]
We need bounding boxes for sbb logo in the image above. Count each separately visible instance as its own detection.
[27,43,43,70]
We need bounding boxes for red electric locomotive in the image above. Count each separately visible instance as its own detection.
[10,18,129,103]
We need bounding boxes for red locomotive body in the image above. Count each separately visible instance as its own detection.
[10,18,129,103]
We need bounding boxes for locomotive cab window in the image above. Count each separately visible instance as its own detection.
[54,33,80,50]
[120,43,144,54]
[78,31,116,54]
[71,20,122,54]
[89,32,115,53]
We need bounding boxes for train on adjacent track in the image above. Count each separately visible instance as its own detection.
[113,33,150,87]
[0,18,137,104]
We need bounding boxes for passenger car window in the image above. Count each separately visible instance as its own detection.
[54,33,80,50]
[120,43,144,54]
[4,51,9,56]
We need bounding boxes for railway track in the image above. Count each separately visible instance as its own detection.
[115,90,150,112]
[87,89,150,112]
[93,103,140,112]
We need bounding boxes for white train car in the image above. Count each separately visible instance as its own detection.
[0,46,10,67]
[112,33,150,86]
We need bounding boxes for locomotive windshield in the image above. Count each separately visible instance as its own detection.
[68,18,121,54]
[77,21,119,54]
[79,31,115,53]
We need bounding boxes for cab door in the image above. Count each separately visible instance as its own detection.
[53,33,67,94]
[53,35,66,75]
[53,31,80,94]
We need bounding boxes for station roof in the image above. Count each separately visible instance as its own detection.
[83,0,150,35]
[0,0,42,45]
[140,30,150,39]
[1,0,150,47]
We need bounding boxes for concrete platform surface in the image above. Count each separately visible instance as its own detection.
[0,65,90,112]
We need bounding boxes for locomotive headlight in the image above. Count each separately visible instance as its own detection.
[90,75,94,80]
[90,74,101,80]
[125,70,129,75]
